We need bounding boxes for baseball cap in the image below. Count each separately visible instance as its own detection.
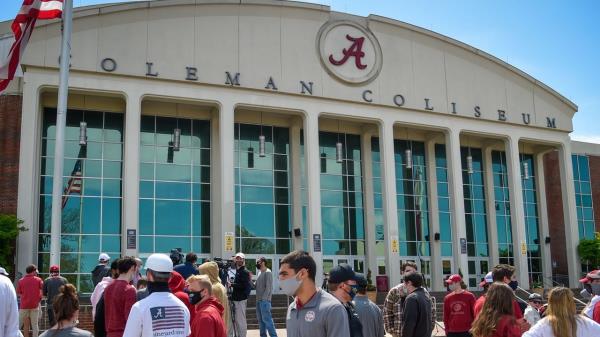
[528,293,543,301]
[98,253,110,261]
[0,267,9,276]
[234,252,245,259]
[479,271,493,287]
[445,274,462,284]
[145,253,173,273]
[328,263,358,284]
[579,270,600,283]
[50,265,60,273]
[354,273,367,288]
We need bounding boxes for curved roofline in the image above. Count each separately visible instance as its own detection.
[0,0,577,111]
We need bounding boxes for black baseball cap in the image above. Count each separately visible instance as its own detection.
[354,273,367,288]
[328,263,359,283]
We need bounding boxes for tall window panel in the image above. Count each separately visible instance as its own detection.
[461,147,489,288]
[395,140,431,281]
[39,108,123,293]
[573,155,595,239]
[319,132,365,258]
[492,151,514,266]
[371,138,386,275]
[435,144,454,278]
[521,154,541,284]
[234,123,291,254]
[139,116,211,255]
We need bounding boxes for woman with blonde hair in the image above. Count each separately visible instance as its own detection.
[523,287,600,337]
[470,283,522,337]
[39,284,92,337]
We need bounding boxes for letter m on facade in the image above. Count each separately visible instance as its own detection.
[546,117,557,128]
[225,72,240,86]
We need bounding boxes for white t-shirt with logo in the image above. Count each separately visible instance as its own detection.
[123,291,190,337]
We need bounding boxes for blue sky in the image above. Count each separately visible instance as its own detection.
[2,0,599,142]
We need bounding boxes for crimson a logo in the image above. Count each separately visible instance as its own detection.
[317,21,382,84]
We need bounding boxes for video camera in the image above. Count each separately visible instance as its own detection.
[169,248,184,266]
[213,257,235,291]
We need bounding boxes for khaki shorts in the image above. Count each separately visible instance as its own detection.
[19,308,40,321]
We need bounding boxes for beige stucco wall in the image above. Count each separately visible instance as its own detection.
[2,0,576,132]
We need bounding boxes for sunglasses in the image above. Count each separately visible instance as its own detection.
[531,301,542,304]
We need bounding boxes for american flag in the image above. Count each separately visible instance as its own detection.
[150,306,186,331]
[0,0,63,92]
[61,147,85,209]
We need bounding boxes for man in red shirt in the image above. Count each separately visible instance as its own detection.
[104,257,137,337]
[188,275,226,337]
[473,264,529,332]
[443,274,475,337]
[17,264,43,337]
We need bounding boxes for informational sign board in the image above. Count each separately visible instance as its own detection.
[313,234,322,252]
[460,238,467,254]
[127,229,136,249]
[225,232,234,252]
[521,242,527,255]
[391,236,399,253]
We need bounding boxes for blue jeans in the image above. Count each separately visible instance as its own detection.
[256,300,278,337]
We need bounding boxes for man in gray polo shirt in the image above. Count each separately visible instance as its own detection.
[255,256,277,337]
[278,250,350,337]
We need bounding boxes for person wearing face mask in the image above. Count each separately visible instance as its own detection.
[278,250,350,337]
[123,253,190,337]
[104,257,138,337]
[383,262,418,337]
[352,274,384,337]
[168,271,195,323]
[474,265,529,332]
[255,257,277,337]
[443,274,475,337]
[327,264,363,337]
[581,270,600,323]
[402,272,432,337]
[187,275,226,337]
[524,293,543,326]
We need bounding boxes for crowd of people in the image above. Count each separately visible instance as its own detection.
[3,251,600,337]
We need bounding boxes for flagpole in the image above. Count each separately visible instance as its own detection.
[49,0,73,267]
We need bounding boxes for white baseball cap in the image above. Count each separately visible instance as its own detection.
[0,267,8,276]
[145,253,173,273]
[234,252,245,259]
[98,253,110,261]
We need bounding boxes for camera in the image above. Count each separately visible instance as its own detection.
[169,248,184,266]
[213,257,235,291]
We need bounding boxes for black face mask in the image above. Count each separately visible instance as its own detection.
[509,280,519,291]
[188,290,204,305]
[147,281,170,294]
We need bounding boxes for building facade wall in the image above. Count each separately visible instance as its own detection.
[544,151,568,277]
[0,94,22,214]
[590,156,600,233]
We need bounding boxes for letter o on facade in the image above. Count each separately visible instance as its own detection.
[393,94,405,107]
[101,58,117,72]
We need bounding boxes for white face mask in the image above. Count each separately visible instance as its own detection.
[280,273,302,297]
[449,283,460,292]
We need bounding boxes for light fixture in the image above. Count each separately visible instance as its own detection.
[172,103,181,151]
[79,121,87,146]
[521,142,530,180]
[259,112,266,157]
[336,120,343,163]
[466,135,473,174]
[405,128,412,169]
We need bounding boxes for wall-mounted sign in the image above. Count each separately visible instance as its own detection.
[521,242,527,256]
[317,20,382,84]
[391,236,399,253]
[127,229,136,250]
[460,238,467,254]
[313,234,322,252]
[224,232,234,252]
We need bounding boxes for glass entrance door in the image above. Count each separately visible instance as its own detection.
[323,256,366,282]
[468,257,489,290]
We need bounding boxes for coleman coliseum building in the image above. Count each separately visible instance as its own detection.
[1,0,599,295]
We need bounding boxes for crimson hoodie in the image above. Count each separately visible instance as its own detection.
[169,271,195,322]
[191,296,226,337]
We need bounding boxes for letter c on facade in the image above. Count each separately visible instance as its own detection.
[362,90,373,103]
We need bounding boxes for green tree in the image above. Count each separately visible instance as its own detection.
[0,214,27,276]
[578,232,600,270]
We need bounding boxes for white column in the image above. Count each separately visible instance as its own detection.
[483,146,500,266]
[122,92,141,257]
[213,103,236,258]
[445,129,469,277]
[379,120,402,287]
[304,112,323,285]
[557,141,581,287]
[425,139,442,291]
[504,137,529,288]
[289,119,303,250]
[16,81,41,274]
[361,128,378,280]
[535,152,553,283]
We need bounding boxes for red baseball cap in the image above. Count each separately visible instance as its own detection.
[580,270,600,283]
[49,265,60,273]
[445,274,462,284]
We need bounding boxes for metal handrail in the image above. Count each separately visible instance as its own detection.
[517,285,588,308]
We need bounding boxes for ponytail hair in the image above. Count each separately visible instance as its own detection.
[52,284,79,331]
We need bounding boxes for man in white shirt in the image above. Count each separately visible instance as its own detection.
[0,266,20,337]
[524,293,542,326]
[123,254,190,337]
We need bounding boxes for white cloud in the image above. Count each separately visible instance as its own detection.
[571,134,600,144]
